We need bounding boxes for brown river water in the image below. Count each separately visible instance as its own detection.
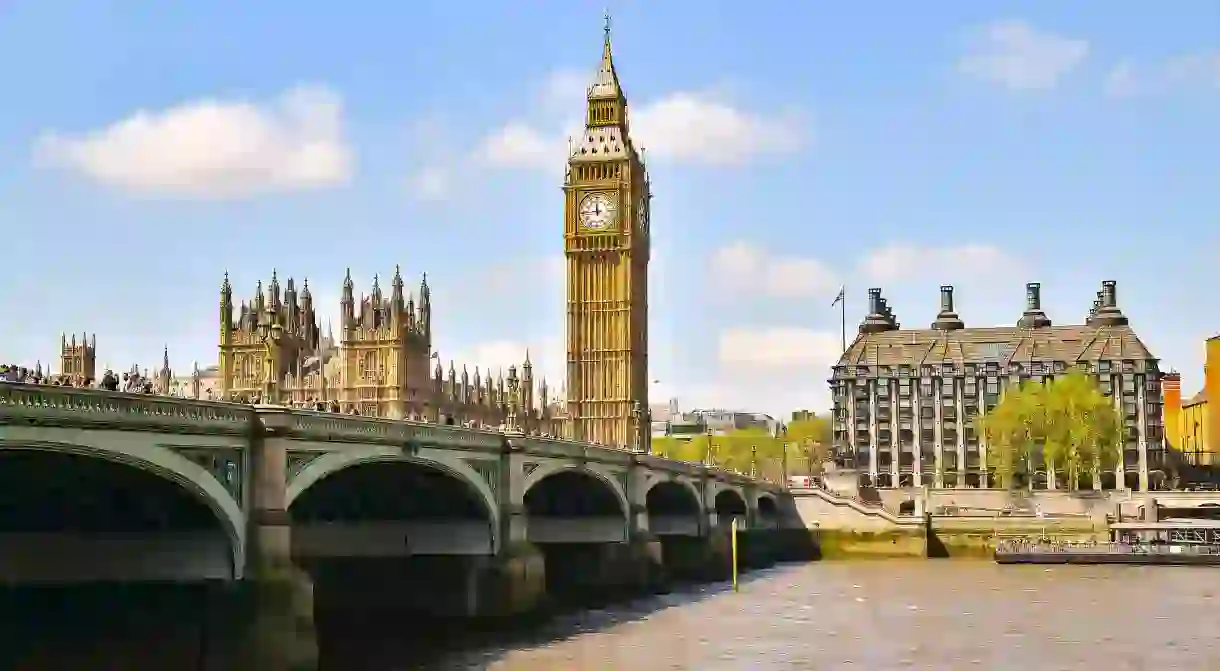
[6,561,1219,669]
[413,560,1220,671]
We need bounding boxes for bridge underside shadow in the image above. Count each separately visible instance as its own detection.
[0,450,234,670]
[524,470,637,605]
[289,460,498,665]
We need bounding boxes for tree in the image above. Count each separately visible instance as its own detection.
[972,370,1123,490]
[649,436,707,463]
[785,414,832,476]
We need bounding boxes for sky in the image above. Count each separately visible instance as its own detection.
[1,2,1217,418]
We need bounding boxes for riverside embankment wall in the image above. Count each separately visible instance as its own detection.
[792,488,1107,559]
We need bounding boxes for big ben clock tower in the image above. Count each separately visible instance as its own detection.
[563,18,651,450]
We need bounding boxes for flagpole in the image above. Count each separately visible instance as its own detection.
[840,288,846,353]
[833,286,847,353]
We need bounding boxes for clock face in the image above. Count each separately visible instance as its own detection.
[578,192,617,231]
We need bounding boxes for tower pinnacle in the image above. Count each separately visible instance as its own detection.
[589,14,621,100]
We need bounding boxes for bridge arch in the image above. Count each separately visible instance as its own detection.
[645,479,702,515]
[714,488,748,520]
[522,465,629,546]
[288,448,500,557]
[645,479,703,536]
[756,494,779,528]
[0,438,245,579]
[521,463,629,517]
[287,447,498,523]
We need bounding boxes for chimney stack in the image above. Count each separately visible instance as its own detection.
[1101,280,1117,309]
[1026,283,1041,311]
[1090,280,1128,327]
[1018,282,1052,329]
[860,288,897,334]
[932,285,965,331]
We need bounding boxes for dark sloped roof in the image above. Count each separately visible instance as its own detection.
[1184,391,1208,407]
[836,323,1155,369]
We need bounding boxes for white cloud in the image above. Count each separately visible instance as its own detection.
[718,327,842,371]
[476,122,562,171]
[710,241,839,298]
[448,337,566,403]
[35,86,352,199]
[687,326,843,415]
[859,243,1022,284]
[1104,62,1140,97]
[632,92,803,165]
[408,165,451,201]
[472,71,805,171]
[958,20,1089,91]
[1165,51,1220,89]
[1110,50,1220,97]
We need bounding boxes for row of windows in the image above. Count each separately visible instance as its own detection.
[836,358,1156,378]
[837,374,1157,395]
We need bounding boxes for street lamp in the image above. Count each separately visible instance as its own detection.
[630,400,643,454]
[704,426,715,468]
[751,444,758,479]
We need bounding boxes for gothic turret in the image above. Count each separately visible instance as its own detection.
[341,268,355,328]
[220,272,233,339]
[300,278,313,318]
[269,269,281,310]
[419,272,432,343]
[391,265,404,325]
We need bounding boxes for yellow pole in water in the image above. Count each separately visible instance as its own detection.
[731,517,740,592]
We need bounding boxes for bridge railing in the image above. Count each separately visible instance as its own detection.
[0,380,257,434]
[0,382,785,491]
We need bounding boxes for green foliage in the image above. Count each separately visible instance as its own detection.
[651,413,833,482]
[972,370,1123,490]
[785,415,833,476]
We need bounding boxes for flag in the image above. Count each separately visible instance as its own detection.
[830,286,845,307]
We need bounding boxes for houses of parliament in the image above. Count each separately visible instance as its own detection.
[49,22,654,450]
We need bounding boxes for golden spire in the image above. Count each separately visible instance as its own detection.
[588,11,621,100]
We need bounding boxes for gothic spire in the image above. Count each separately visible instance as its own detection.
[589,12,621,100]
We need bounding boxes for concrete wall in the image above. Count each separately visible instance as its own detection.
[790,488,915,531]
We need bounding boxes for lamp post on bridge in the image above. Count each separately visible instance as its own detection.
[751,445,758,479]
[630,400,644,454]
[506,364,521,433]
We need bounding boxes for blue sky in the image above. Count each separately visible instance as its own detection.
[1,1,1217,416]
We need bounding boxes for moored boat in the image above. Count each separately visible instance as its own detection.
[995,518,1220,565]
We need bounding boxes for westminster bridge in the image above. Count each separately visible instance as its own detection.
[0,382,807,669]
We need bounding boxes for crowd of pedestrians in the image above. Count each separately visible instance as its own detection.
[0,363,157,393]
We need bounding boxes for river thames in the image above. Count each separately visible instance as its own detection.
[404,560,1220,671]
[6,560,1220,669]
